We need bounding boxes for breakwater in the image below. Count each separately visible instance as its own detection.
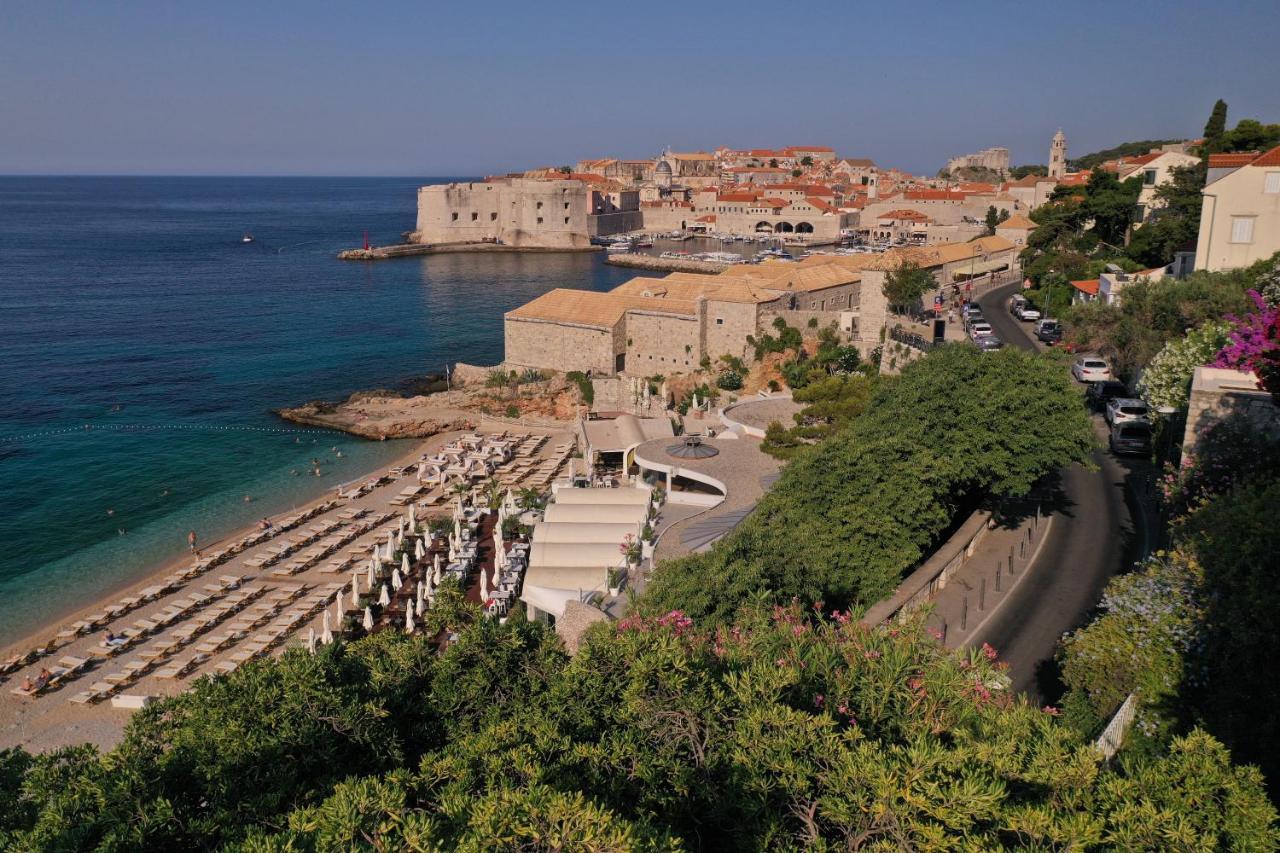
[339,242,602,260]
[603,254,729,274]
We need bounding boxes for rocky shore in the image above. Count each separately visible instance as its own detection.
[276,370,585,439]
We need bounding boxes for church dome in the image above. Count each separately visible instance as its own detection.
[655,159,672,176]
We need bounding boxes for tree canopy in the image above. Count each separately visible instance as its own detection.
[881,260,935,313]
[642,346,1094,625]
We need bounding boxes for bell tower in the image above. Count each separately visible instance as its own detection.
[1048,129,1067,179]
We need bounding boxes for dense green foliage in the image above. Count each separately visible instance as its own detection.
[1125,162,1207,267]
[1203,99,1229,147]
[1136,320,1232,410]
[4,600,1276,851]
[1008,164,1047,179]
[643,346,1093,625]
[1061,256,1274,379]
[564,370,594,405]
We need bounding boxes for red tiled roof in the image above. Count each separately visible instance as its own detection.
[772,182,835,195]
[879,208,931,221]
[696,214,716,222]
[798,197,838,213]
[1208,152,1258,168]
[1071,279,1100,296]
[717,192,760,202]
[1251,145,1280,167]
[783,145,834,153]
[1118,152,1162,166]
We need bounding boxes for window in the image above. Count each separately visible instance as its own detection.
[1265,172,1280,194]
[537,217,543,225]
[1230,216,1255,244]
[490,212,497,221]
[1143,169,1157,186]
[564,202,570,210]
[471,212,478,221]
[715,318,724,325]
[536,201,543,209]
[564,217,569,224]
[451,212,458,221]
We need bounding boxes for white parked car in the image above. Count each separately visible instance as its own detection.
[1106,397,1150,425]
[1017,305,1042,322]
[1072,356,1114,383]
[968,322,993,339]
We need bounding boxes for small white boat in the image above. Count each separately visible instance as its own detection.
[606,242,633,253]
[241,234,255,243]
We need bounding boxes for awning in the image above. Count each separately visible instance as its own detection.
[952,259,1008,280]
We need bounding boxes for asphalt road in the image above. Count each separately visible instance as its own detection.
[969,283,1154,701]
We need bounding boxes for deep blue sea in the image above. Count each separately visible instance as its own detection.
[0,176,637,645]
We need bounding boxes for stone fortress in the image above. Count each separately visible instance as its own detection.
[945,146,1010,177]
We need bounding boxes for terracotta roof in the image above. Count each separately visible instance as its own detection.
[1251,145,1280,167]
[838,158,877,168]
[1070,279,1100,296]
[739,263,862,292]
[696,214,717,222]
[748,149,783,157]
[507,289,696,328]
[866,236,1017,271]
[612,274,775,305]
[1208,152,1258,168]
[717,192,760,203]
[879,208,931,221]
[997,213,1036,229]
[771,183,835,195]
[783,146,834,153]
[1058,172,1092,186]
[799,197,838,213]
[670,151,716,160]
[1118,152,1162,166]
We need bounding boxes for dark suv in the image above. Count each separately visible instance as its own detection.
[1036,321,1063,344]
[1085,380,1128,412]
[1109,421,1153,456]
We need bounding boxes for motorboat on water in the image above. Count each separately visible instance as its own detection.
[241,234,255,243]
[606,242,633,253]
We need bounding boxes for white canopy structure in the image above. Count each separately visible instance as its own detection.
[533,522,641,545]
[542,503,649,525]
[551,487,651,506]
[529,541,627,569]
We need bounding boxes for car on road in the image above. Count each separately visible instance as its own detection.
[1086,380,1130,411]
[974,334,1003,351]
[1072,356,1114,383]
[1010,295,1027,315]
[1017,305,1042,322]
[1036,320,1063,344]
[1109,421,1153,456]
[968,322,993,339]
[1106,397,1150,426]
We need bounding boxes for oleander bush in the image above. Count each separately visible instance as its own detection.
[1137,320,1232,410]
[3,602,1275,851]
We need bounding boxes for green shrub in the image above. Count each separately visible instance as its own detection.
[715,370,743,391]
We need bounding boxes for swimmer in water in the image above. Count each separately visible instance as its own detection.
[336,451,343,458]
[107,508,115,517]
[243,494,253,503]
[161,489,169,497]
[313,466,322,477]
[291,469,299,476]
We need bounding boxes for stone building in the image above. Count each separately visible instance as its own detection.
[502,236,1019,376]
[415,178,591,249]
[946,146,1010,177]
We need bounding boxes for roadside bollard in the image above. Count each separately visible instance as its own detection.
[979,578,986,611]
[961,595,968,631]
[996,563,1002,592]
[1009,546,1015,574]
[1020,540,1026,558]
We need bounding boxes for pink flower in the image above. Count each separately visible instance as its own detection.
[1042,705,1061,716]
[813,693,825,708]
[981,642,998,662]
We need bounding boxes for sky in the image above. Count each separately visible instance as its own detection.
[2,1,1279,177]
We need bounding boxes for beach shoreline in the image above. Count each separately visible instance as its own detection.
[0,435,434,664]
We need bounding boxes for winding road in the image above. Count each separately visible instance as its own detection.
[968,283,1155,700]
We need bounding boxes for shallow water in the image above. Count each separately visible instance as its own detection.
[0,176,636,644]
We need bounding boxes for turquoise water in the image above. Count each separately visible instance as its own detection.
[0,177,636,645]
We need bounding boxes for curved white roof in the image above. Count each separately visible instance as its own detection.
[530,541,626,569]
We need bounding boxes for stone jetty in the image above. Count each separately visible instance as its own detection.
[603,254,729,274]
[338,242,602,261]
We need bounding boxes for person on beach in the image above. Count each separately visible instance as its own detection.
[188,530,197,552]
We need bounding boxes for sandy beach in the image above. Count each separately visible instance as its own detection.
[0,418,574,754]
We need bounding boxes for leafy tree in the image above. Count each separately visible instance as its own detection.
[1008,164,1048,179]
[1217,118,1280,154]
[644,346,1093,623]
[760,373,876,458]
[1069,139,1184,172]
[800,155,813,167]
[881,260,935,313]
[1081,168,1143,247]
[790,168,803,178]
[1126,162,1207,267]
[984,204,1000,235]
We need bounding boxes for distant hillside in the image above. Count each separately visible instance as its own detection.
[1069,139,1183,171]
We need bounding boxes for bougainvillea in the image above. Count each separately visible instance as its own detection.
[1213,289,1280,397]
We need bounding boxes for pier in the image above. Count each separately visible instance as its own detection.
[603,254,729,274]
[338,242,602,261]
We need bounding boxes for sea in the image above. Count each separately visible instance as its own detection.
[0,176,646,646]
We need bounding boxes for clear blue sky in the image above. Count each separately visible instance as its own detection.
[2,0,1278,176]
